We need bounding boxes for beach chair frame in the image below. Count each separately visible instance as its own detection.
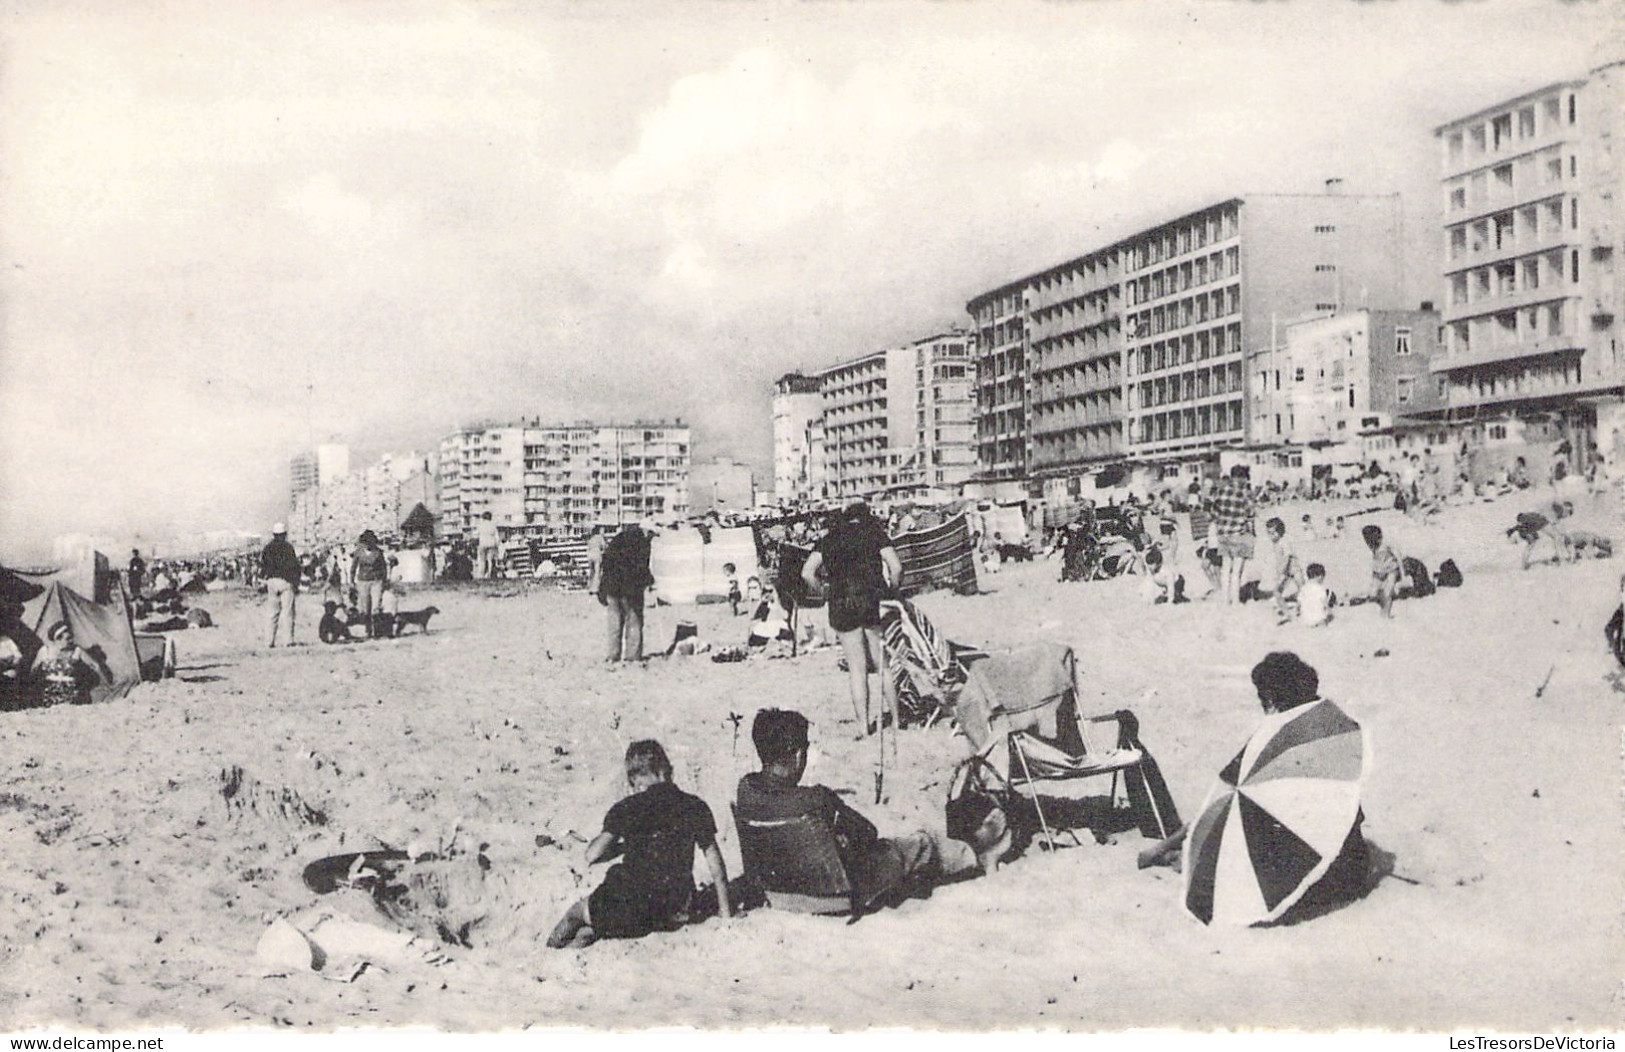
[732,805,866,921]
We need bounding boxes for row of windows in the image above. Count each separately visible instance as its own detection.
[1126,211,1239,271]
[1448,302,1568,355]
[1449,250,1579,308]
[1127,287,1241,339]
[1447,152,1576,214]
[1134,362,1245,409]
[1125,247,1241,306]
[1136,400,1245,443]
[1131,323,1244,375]
[1451,358,1584,399]
[1444,94,1576,166]
[1447,197,1576,261]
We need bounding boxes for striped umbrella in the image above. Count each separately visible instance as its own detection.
[1183,698,1369,926]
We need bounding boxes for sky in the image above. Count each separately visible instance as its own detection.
[0,0,1611,561]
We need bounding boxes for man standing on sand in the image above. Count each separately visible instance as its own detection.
[261,523,301,647]
[1210,464,1256,605]
[476,512,501,579]
[599,521,655,663]
[127,549,145,599]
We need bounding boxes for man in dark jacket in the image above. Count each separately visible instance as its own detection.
[261,523,301,647]
[127,550,146,599]
[598,522,654,662]
[736,708,937,910]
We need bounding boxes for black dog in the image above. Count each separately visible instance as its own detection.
[319,601,355,644]
[391,606,440,637]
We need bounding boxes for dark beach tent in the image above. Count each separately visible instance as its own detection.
[28,581,145,702]
[0,565,45,605]
[400,502,437,547]
[1182,698,1369,926]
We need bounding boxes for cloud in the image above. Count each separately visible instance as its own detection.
[0,0,1610,559]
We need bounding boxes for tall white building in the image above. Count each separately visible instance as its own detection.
[438,422,691,543]
[772,372,825,503]
[1432,58,1625,473]
[811,330,976,501]
[289,443,350,505]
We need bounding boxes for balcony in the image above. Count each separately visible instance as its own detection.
[1443,285,1574,323]
[1430,334,1583,373]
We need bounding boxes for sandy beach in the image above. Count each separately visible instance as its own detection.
[2,491,1621,1031]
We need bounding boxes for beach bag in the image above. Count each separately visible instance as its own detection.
[1512,512,1549,543]
[1436,559,1463,588]
[945,758,1010,867]
[1402,557,1435,598]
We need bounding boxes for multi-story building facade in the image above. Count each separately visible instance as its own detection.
[1431,61,1625,467]
[1266,308,1442,445]
[1123,192,1405,463]
[966,189,1407,484]
[817,348,898,500]
[288,449,434,550]
[969,247,1124,483]
[772,372,825,503]
[812,331,976,500]
[288,443,350,506]
[895,331,976,492]
[437,423,690,543]
[965,285,1030,482]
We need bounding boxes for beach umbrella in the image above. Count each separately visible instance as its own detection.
[1182,698,1369,926]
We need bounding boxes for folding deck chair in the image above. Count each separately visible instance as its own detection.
[732,805,866,920]
[878,597,986,728]
[952,642,1179,851]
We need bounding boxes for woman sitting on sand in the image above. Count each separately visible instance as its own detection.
[1138,652,1369,907]
[30,621,106,707]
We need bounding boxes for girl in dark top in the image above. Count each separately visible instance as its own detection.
[547,740,732,948]
[800,502,902,736]
[350,530,390,639]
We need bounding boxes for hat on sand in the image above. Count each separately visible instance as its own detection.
[752,708,810,764]
[272,522,287,535]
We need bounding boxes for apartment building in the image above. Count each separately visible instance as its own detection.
[968,247,1123,482]
[895,331,976,492]
[772,372,825,503]
[288,450,435,549]
[1266,308,1442,446]
[1432,61,1625,465]
[965,188,1407,482]
[288,444,350,506]
[813,331,975,500]
[1125,192,1405,463]
[817,348,899,500]
[438,422,690,543]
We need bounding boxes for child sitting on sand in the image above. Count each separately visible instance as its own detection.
[547,740,732,949]
[1362,525,1401,620]
[1139,547,1185,605]
[1298,563,1334,627]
